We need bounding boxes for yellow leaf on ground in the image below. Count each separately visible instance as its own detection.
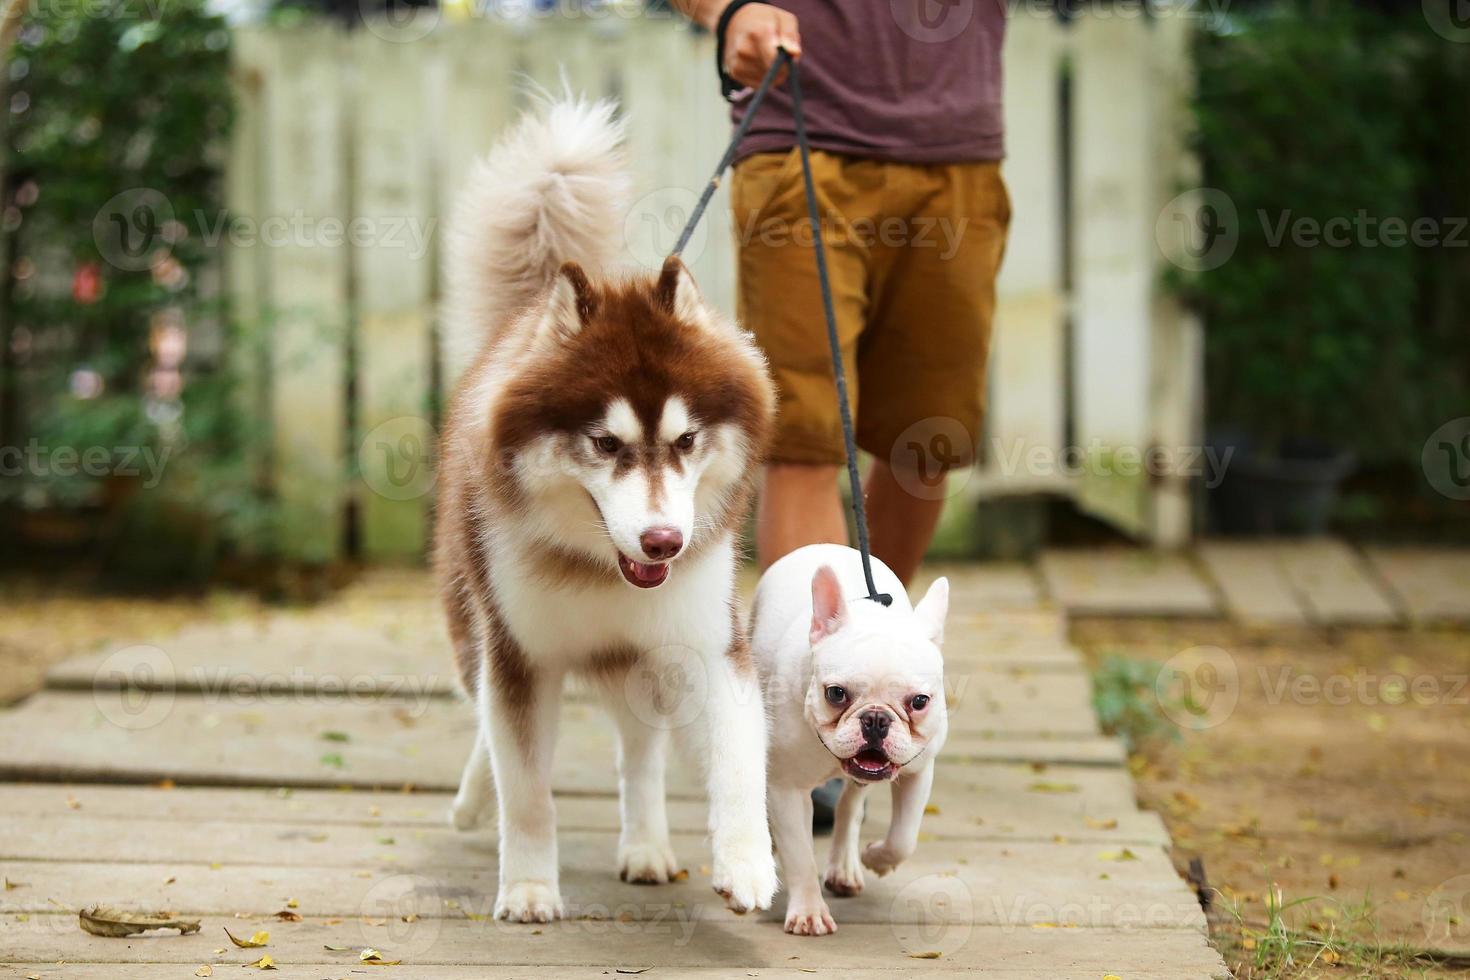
[195,966,213,977]
[248,954,276,970]
[1097,849,1139,862]
[906,951,942,959]
[224,927,269,948]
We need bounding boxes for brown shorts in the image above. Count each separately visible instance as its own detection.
[731,149,1010,467]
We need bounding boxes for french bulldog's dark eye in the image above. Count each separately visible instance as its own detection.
[593,435,621,455]
[910,694,931,712]
[825,685,848,707]
[675,431,697,451]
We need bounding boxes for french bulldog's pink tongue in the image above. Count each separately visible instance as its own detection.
[631,561,664,583]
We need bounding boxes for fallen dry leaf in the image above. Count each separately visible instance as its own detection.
[359,948,402,966]
[1028,781,1079,794]
[1085,818,1119,831]
[248,954,276,970]
[907,951,943,959]
[195,966,213,977]
[285,899,298,909]
[274,910,303,922]
[4,877,29,890]
[1097,849,1139,862]
[79,906,201,938]
[224,927,270,948]
[323,944,349,952]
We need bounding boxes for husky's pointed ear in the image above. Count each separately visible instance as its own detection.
[542,262,598,340]
[914,576,950,645]
[655,256,707,324]
[810,565,848,646]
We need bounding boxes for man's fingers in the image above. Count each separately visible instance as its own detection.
[776,9,801,58]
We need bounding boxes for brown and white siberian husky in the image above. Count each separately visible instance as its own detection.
[435,97,779,923]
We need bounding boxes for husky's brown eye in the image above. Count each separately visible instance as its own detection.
[593,435,621,455]
[825,685,848,707]
[675,431,697,451]
[910,694,930,712]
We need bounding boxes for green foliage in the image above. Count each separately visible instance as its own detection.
[1182,4,1470,463]
[1,0,270,569]
[1090,654,1180,752]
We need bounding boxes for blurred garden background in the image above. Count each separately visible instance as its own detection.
[0,0,1464,590]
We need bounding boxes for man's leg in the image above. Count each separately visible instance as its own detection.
[756,463,848,569]
[864,458,948,586]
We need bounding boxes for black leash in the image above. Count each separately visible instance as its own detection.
[672,49,892,607]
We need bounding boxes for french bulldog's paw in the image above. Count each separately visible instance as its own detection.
[784,898,837,936]
[494,881,563,923]
[619,838,682,884]
[447,797,483,832]
[823,857,865,897]
[861,841,908,877]
[712,843,778,913]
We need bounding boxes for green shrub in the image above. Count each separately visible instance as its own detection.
[1184,4,1468,464]
[1,0,268,573]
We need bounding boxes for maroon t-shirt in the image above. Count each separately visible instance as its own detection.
[731,0,1007,164]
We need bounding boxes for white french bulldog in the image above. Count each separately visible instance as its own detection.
[750,543,949,936]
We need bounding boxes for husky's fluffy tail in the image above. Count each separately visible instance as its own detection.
[441,97,629,374]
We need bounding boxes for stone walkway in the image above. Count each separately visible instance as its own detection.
[0,569,1227,979]
[1041,538,1470,626]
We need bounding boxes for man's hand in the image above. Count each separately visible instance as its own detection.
[722,2,801,90]
[673,0,801,90]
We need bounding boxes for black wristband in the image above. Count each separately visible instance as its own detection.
[715,0,764,100]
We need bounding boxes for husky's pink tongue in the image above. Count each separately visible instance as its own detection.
[618,553,671,589]
[630,561,664,583]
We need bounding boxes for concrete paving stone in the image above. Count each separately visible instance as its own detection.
[1039,550,1219,617]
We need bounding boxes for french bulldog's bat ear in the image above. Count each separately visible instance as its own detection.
[810,565,847,646]
[914,576,949,645]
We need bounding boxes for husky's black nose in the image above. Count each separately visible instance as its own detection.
[860,710,891,745]
[639,527,683,561]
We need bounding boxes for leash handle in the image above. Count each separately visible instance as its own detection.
[670,47,892,608]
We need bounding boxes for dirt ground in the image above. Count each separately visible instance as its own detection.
[0,575,267,705]
[1072,617,1470,980]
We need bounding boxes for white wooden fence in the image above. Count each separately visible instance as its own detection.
[225,9,1201,564]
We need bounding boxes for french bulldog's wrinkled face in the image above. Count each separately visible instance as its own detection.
[803,566,950,783]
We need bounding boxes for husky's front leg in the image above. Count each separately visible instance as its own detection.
[484,665,565,922]
[698,641,777,913]
[607,692,680,884]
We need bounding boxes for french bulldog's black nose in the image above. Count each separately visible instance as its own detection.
[860,710,891,744]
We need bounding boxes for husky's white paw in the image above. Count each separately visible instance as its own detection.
[712,842,778,913]
[494,881,563,923]
[619,838,682,884]
[823,852,865,897]
[448,797,484,832]
[784,897,837,936]
[861,840,909,877]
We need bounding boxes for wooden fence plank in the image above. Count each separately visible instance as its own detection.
[1147,12,1203,546]
[431,20,516,391]
[986,12,1066,494]
[352,31,436,560]
[262,26,350,562]
[1069,12,1155,537]
[224,29,271,556]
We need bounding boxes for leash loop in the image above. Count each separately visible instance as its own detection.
[672,49,892,607]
